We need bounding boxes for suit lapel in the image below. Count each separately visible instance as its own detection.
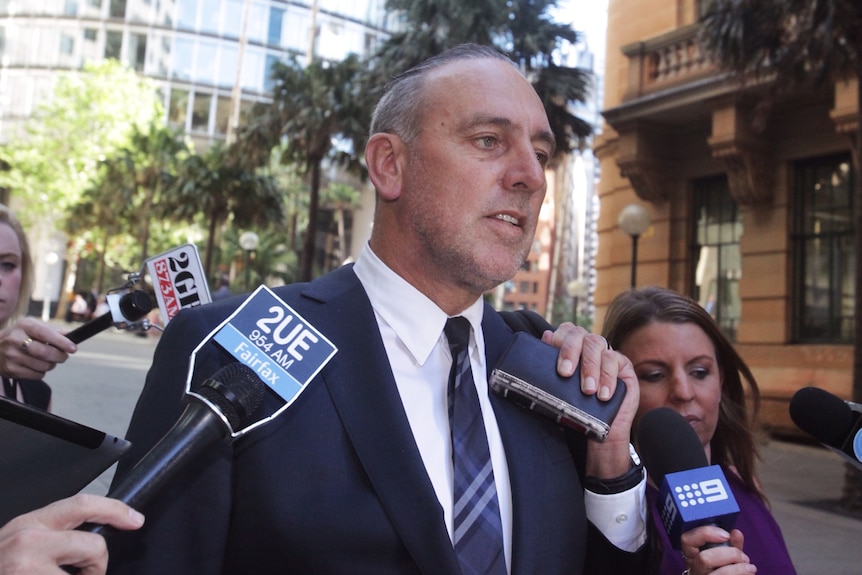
[296,268,461,575]
[482,309,571,575]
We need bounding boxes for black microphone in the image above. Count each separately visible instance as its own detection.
[789,386,862,471]
[637,407,739,550]
[65,290,153,344]
[80,362,265,535]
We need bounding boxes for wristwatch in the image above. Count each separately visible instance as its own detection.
[583,444,644,494]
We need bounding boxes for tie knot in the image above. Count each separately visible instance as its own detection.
[444,316,471,350]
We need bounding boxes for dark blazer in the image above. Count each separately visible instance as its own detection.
[108,265,644,574]
[11,378,51,410]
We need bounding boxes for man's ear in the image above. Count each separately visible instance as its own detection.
[365,132,405,201]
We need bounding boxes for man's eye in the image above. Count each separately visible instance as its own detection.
[536,151,549,166]
[477,136,497,148]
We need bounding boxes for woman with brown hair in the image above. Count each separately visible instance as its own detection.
[604,286,796,575]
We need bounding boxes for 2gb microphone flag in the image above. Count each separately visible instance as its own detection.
[187,285,338,437]
[146,244,211,324]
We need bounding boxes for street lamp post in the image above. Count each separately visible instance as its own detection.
[617,204,651,289]
[42,251,59,322]
[239,231,259,292]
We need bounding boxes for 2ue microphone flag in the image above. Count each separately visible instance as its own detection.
[658,465,740,549]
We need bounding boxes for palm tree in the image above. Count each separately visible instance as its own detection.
[243,53,364,281]
[68,159,134,294]
[109,123,190,262]
[162,143,285,278]
[370,0,593,158]
[698,0,862,509]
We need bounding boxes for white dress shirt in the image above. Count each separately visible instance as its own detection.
[353,244,646,571]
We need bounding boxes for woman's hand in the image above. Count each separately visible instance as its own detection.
[0,317,76,380]
[680,526,755,574]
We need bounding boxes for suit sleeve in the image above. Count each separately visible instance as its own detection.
[107,306,236,575]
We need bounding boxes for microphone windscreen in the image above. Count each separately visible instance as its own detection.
[197,363,266,431]
[789,386,854,447]
[118,290,153,321]
[637,406,708,485]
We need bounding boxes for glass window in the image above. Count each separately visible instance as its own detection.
[214,94,231,135]
[195,40,217,84]
[80,0,102,17]
[283,7,310,52]
[792,153,855,343]
[82,28,100,62]
[128,32,146,71]
[109,0,126,18]
[191,92,211,132]
[268,6,284,45]
[223,0,243,38]
[64,0,79,15]
[177,0,198,30]
[217,44,238,88]
[692,175,741,341]
[172,37,194,80]
[240,47,263,92]
[104,30,122,60]
[246,1,266,44]
[200,0,220,34]
[60,33,75,54]
[126,0,153,22]
[263,53,278,93]
[168,87,189,128]
[146,31,171,77]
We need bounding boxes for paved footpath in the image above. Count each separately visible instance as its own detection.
[47,323,862,574]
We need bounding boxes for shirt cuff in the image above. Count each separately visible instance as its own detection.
[584,471,647,552]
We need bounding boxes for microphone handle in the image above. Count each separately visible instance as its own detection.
[66,291,153,344]
[77,403,227,537]
[65,312,113,344]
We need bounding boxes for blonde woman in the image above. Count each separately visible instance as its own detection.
[0,206,76,409]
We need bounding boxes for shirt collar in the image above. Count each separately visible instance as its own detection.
[354,243,486,366]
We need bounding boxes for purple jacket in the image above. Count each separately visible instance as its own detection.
[647,468,797,574]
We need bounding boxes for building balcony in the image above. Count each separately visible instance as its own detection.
[621,23,718,102]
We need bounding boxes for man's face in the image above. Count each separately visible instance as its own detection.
[398,58,555,296]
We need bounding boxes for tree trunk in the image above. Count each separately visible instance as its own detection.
[843,64,862,511]
[95,232,110,295]
[300,160,321,282]
[139,184,153,264]
[205,214,218,279]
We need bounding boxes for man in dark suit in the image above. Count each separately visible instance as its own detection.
[107,44,647,574]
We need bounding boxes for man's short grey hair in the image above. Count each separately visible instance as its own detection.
[369,44,516,144]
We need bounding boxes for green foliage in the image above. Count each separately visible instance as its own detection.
[218,226,299,291]
[699,0,861,87]
[549,295,592,331]
[241,53,366,281]
[0,60,162,223]
[68,122,190,291]
[371,0,592,156]
[162,143,286,277]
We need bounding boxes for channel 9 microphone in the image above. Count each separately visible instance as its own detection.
[790,386,862,471]
[637,406,740,549]
[79,362,265,536]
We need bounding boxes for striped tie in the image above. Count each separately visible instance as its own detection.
[445,317,507,575]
